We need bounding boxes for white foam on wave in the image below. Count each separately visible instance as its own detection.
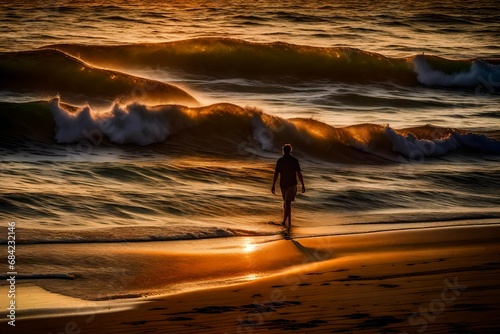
[413,55,497,87]
[50,98,171,145]
[50,99,97,143]
[251,115,275,151]
[49,98,283,150]
[104,103,170,145]
[385,126,500,159]
[48,98,500,159]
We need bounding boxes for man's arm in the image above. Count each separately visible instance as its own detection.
[297,171,305,193]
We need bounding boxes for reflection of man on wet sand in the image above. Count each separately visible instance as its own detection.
[271,144,306,227]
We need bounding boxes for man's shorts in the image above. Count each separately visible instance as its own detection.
[281,185,297,201]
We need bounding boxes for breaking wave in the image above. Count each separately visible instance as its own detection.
[1,99,499,163]
[45,38,500,88]
[413,54,500,87]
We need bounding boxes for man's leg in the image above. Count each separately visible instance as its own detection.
[282,202,286,225]
[284,200,292,227]
[287,201,292,227]
[281,186,295,227]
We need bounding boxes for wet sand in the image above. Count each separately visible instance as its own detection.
[3,224,500,333]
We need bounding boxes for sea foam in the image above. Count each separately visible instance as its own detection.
[50,99,172,145]
[413,55,499,87]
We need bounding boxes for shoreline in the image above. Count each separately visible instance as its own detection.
[2,224,500,333]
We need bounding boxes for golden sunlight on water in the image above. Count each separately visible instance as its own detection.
[243,238,257,253]
[244,274,258,281]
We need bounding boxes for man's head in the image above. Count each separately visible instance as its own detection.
[282,144,292,155]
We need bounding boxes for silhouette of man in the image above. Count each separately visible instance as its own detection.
[271,144,305,227]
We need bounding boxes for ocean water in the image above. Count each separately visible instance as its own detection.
[0,0,500,299]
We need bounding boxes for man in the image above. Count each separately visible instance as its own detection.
[271,144,306,227]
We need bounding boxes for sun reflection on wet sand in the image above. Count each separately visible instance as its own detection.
[245,274,258,281]
[243,238,257,253]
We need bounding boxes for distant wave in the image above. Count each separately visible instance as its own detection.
[1,99,499,163]
[0,49,198,106]
[44,38,500,88]
[413,55,500,87]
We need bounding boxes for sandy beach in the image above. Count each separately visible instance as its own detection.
[3,224,499,333]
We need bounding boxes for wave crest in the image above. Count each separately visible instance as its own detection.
[0,49,198,106]
[46,38,416,84]
[2,99,498,163]
[51,99,173,145]
[413,55,499,87]
[44,38,499,88]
